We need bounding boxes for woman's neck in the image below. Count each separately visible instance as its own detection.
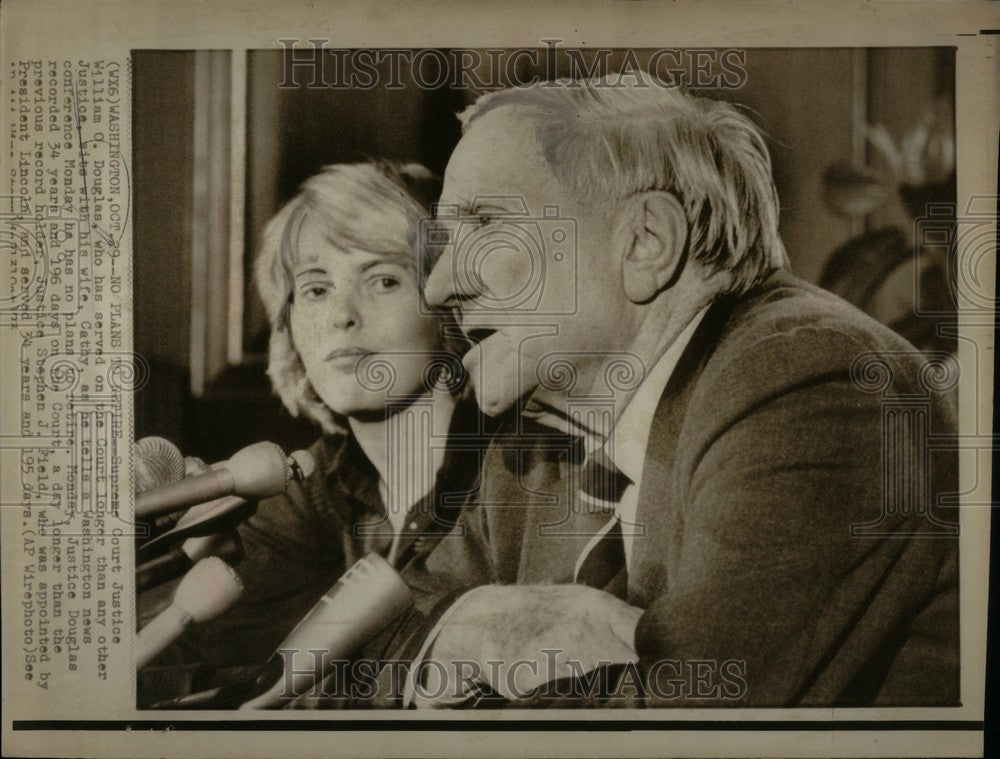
[348,387,457,525]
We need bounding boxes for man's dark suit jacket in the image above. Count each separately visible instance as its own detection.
[369,270,959,708]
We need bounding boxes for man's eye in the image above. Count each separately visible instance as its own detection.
[476,214,496,227]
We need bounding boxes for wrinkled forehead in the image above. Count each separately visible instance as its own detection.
[441,107,556,205]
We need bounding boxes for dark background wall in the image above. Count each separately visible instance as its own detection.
[132,47,954,463]
[132,51,196,448]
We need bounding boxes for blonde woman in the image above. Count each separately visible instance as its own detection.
[191,162,488,667]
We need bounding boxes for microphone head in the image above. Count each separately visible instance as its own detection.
[278,552,412,653]
[242,553,412,709]
[173,557,244,623]
[182,531,244,565]
[135,437,185,494]
[288,450,316,482]
[226,442,290,498]
[184,456,208,476]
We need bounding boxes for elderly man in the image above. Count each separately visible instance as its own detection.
[365,80,959,708]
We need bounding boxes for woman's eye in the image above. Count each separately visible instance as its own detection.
[370,275,400,292]
[476,214,495,227]
[301,284,329,301]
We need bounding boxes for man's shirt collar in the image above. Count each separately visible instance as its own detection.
[610,304,710,482]
[524,304,711,480]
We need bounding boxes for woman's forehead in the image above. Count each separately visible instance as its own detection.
[287,213,412,270]
[289,246,408,272]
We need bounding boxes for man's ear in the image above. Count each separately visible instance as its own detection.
[615,192,689,304]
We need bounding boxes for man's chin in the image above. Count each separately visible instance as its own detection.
[463,351,532,417]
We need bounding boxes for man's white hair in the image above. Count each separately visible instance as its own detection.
[254,161,444,434]
[460,80,788,294]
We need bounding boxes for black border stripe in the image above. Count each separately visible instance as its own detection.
[12,720,985,732]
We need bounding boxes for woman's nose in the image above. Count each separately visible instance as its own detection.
[327,290,360,329]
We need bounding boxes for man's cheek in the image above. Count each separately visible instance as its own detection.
[477,248,535,307]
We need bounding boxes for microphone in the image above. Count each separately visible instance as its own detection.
[239,553,413,709]
[136,557,244,669]
[151,450,313,555]
[135,437,185,494]
[184,456,207,475]
[137,494,255,561]
[137,448,314,561]
[135,442,314,520]
[141,456,212,541]
[134,437,188,542]
[136,532,243,593]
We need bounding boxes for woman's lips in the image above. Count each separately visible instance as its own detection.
[325,348,373,361]
[325,348,373,370]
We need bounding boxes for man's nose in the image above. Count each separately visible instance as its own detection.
[424,246,465,308]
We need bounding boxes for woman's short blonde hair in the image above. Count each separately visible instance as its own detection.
[254,161,453,434]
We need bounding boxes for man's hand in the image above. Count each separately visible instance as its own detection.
[413,584,642,706]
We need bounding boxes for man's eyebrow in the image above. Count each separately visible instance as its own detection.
[470,199,514,212]
[440,200,511,218]
[431,200,469,216]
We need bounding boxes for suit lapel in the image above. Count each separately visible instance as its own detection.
[480,416,602,584]
[628,295,735,606]
[519,435,612,583]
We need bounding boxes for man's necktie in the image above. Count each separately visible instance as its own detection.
[575,450,632,590]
